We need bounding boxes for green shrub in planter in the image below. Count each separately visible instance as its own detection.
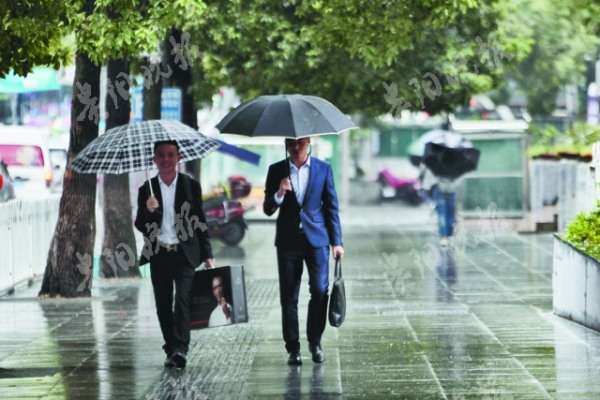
[527,122,600,159]
[563,200,600,262]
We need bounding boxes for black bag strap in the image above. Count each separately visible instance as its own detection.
[334,258,342,279]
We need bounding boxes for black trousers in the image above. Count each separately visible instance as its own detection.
[150,246,194,355]
[277,234,330,354]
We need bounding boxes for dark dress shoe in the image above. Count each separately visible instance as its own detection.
[172,351,187,369]
[163,354,176,368]
[287,351,302,365]
[309,344,325,363]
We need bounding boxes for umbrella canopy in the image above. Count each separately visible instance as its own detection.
[422,142,480,179]
[69,120,221,174]
[407,129,466,166]
[215,94,356,139]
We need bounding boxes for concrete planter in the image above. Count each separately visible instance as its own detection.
[553,235,600,331]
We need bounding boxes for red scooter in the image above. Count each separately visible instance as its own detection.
[203,176,253,246]
[377,168,425,206]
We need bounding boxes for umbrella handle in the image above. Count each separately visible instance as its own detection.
[146,169,154,197]
[286,156,294,192]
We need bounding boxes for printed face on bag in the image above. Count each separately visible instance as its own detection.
[212,276,225,302]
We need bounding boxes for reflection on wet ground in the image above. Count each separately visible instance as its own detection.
[1,204,600,399]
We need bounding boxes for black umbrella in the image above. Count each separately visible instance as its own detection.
[423,142,480,179]
[407,129,457,167]
[216,94,356,178]
[215,94,355,138]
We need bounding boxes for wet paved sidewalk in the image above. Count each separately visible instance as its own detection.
[2,202,600,399]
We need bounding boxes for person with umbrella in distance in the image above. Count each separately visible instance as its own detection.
[420,162,462,247]
[263,136,344,365]
[134,140,215,369]
[418,129,480,247]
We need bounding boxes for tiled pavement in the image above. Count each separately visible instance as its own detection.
[1,202,600,399]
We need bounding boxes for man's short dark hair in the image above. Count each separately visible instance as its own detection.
[154,140,179,153]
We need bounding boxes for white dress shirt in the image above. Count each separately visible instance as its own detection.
[209,304,232,327]
[275,156,311,205]
[157,173,179,245]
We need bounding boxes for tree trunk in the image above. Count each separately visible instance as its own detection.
[38,51,100,298]
[143,56,162,120]
[100,59,140,278]
[164,29,200,179]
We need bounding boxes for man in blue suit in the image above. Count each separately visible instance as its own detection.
[264,137,344,365]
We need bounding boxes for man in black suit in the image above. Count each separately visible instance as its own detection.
[264,137,344,365]
[135,140,215,369]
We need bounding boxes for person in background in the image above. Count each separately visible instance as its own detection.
[420,164,462,247]
[263,137,344,366]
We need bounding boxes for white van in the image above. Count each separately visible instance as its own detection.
[48,134,69,192]
[0,125,53,199]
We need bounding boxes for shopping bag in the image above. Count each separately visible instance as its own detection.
[190,265,248,330]
[328,258,346,327]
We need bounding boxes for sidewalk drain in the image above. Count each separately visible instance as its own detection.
[382,309,470,316]
[0,367,60,379]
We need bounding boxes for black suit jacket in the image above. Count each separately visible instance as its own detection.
[134,173,213,267]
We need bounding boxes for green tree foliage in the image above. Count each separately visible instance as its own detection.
[75,0,207,65]
[493,0,600,117]
[0,0,76,77]
[1,0,208,78]
[194,0,527,117]
[294,0,480,68]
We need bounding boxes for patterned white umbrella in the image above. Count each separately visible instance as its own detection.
[69,120,221,174]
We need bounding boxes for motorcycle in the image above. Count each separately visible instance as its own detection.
[203,176,253,246]
[377,168,426,206]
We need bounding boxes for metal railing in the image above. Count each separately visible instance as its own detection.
[0,195,60,294]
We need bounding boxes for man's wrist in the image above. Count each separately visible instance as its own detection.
[274,191,284,204]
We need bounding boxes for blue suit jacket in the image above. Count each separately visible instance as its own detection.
[263,157,343,249]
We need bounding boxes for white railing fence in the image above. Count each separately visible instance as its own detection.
[0,195,60,294]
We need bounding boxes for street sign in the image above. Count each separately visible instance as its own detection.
[131,87,182,122]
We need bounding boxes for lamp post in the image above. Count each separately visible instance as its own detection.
[588,82,598,126]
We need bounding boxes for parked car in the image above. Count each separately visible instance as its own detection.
[0,125,53,199]
[48,134,69,192]
[0,159,16,203]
